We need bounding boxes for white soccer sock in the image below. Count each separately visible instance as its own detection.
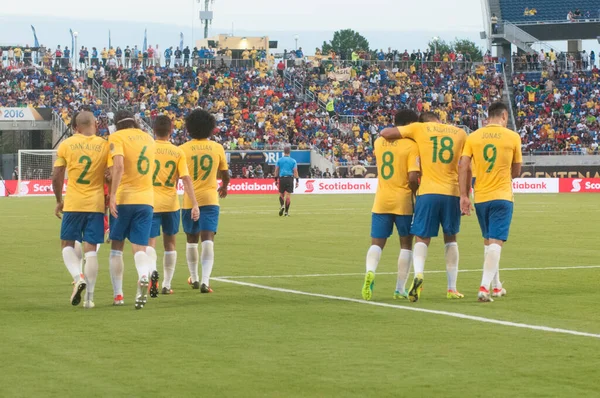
[62,247,82,282]
[396,249,412,292]
[146,246,158,274]
[488,245,502,289]
[365,245,382,274]
[74,241,83,275]
[163,251,177,289]
[481,244,502,290]
[186,243,199,283]
[445,242,459,291]
[134,251,150,281]
[413,242,428,276]
[109,250,124,297]
[201,241,215,286]
[84,251,99,302]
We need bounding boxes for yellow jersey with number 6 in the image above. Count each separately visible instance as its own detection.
[372,137,420,215]
[108,128,155,206]
[462,124,522,204]
[54,134,109,213]
[180,139,228,209]
[399,122,467,197]
[152,140,189,213]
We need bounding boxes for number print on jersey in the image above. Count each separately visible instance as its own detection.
[380,151,394,180]
[152,160,177,187]
[483,144,497,173]
[192,155,214,181]
[76,155,92,185]
[430,136,454,164]
[137,146,150,175]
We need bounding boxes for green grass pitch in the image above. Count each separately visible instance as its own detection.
[1,193,599,397]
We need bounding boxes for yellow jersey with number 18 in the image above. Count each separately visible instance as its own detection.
[180,138,228,209]
[54,134,109,213]
[371,137,420,215]
[399,122,467,197]
[108,128,155,206]
[152,140,189,213]
[462,124,522,204]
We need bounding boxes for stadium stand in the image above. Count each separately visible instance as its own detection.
[499,1,600,23]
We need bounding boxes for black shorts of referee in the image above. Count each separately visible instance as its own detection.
[279,176,294,194]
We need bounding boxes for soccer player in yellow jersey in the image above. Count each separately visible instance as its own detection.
[381,112,468,302]
[147,116,199,296]
[108,111,156,310]
[459,102,522,302]
[362,110,420,301]
[180,109,230,293]
[52,111,109,309]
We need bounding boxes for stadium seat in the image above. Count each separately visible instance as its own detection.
[499,0,599,23]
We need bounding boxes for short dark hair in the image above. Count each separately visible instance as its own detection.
[153,115,172,138]
[185,109,216,140]
[71,111,79,130]
[114,110,139,131]
[488,102,509,118]
[419,112,440,123]
[394,109,419,127]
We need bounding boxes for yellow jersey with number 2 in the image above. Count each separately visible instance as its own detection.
[372,137,420,215]
[152,140,189,213]
[462,124,522,204]
[54,134,109,213]
[399,122,467,197]
[108,128,155,206]
[180,139,228,209]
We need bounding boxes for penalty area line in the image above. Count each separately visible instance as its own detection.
[213,277,600,340]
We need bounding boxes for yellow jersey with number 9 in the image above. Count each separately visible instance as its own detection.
[180,138,228,209]
[462,124,522,204]
[54,134,109,213]
[399,122,467,197]
[108,128,155,206]
[152,140,189,213]
[372,137,420,215]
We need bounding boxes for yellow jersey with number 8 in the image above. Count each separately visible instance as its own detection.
[108,128,155,206]
[180,139,228,209]
[372,137,420,215]
[152,140,189,213]
[399,122,467,197]
[462,124,522,203]
[54,134,109,213]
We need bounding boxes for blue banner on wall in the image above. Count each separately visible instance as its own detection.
[226,151,311,165]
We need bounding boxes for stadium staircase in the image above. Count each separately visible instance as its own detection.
[51,111,72,148]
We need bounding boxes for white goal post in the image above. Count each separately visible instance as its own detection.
[17,149,65,197]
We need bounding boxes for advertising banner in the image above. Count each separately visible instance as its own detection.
[0,108,52,121]
[520,165,600,179]
[558,178,600,193]
[226,150,311,165]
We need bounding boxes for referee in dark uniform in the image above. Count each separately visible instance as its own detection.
[274,146,299,217]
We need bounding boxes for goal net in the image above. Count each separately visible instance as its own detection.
[17,150,65,197]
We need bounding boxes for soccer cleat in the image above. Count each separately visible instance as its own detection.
[70,278,87,306]
[492,287,506,298]
[188,277,200,289]
[83,300,95,309]
[284,213,290,217]
[161,287,173,295]
[447,290,465,299]
[408,273,424,303]
[201,283,213,293]
[393,290,408,300]
[279,206,285,217]
[478,287,494,302]
[113,294,124,306]
[135,277,149,310]
[361,271,375,301]
[149,271,160,298]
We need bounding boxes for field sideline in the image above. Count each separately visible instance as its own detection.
[1,193,599,397]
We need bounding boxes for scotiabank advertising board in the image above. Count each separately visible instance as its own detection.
[559,178,600,193]
[511,178,558,194]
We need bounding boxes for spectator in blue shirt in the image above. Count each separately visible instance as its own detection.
[296,47,303,59]
[164,47,172,67]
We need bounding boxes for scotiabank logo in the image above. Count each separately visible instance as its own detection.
[228,182,277,192]
[319,182,372,191]
[559,178,600,193]
[571,179,582,192]
[305,180,315,193]
[512,178,558,193]
[513,181,546,190]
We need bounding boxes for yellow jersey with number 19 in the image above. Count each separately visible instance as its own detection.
[399,122,467,197]
[371,137,420,215]
[108,128,155,206]
[462,124,522,204]
[54,134,109,213]
[180,138,228,209]
[152,140,189,213]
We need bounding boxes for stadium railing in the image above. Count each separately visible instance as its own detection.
[512,18,600,26]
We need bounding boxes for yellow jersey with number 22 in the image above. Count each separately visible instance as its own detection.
[152,140,189,213]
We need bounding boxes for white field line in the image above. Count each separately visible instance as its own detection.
[217,265,600,280]
[213,278,600,340]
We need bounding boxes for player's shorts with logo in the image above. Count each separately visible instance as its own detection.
[475,200,514,241]
[182,205,220,234]
[278,176,294,194]
[410,194,461,237]
[109,204,153,245]
[371,213,413,239]
[150,211,181,238]
[61,212,105,244]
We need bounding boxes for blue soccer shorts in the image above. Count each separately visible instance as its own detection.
[371,213,413,239]
[109,204,153,246]
[150,211,181,238]
[182,205,220,234]
[410,194,461,238]
[61,212,105,245]
[475,200,514,242]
